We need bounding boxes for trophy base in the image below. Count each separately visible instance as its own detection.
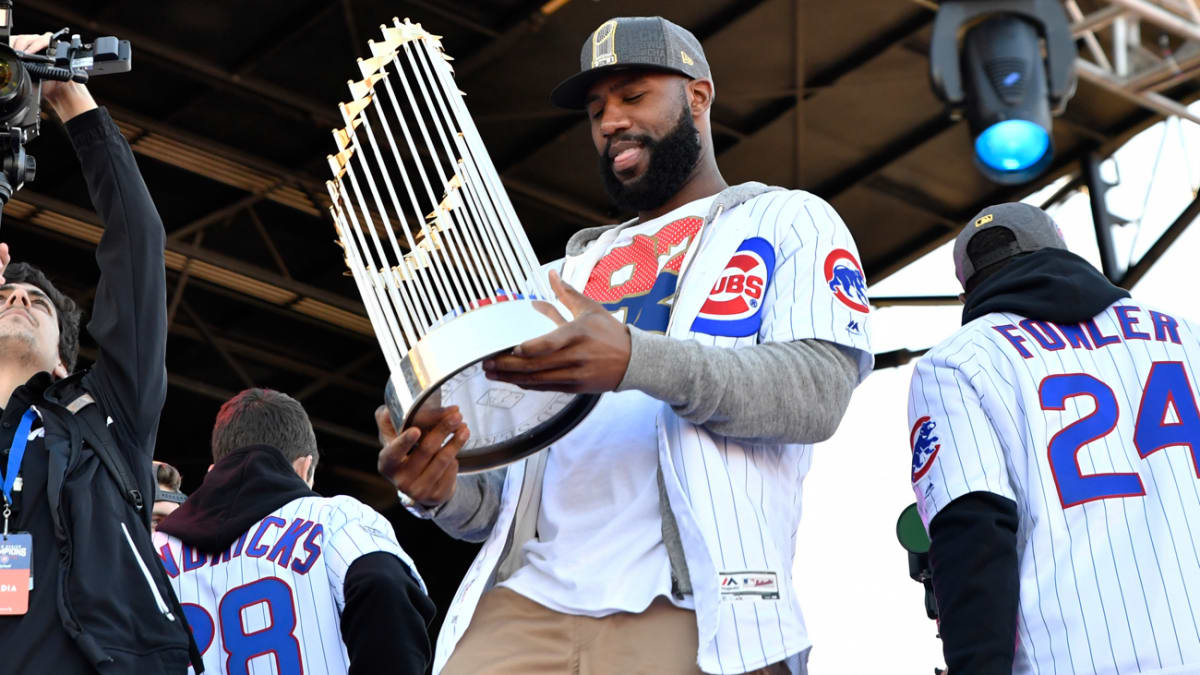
[385,299,599,474]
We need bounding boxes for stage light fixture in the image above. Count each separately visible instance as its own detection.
[929,0,1078,185]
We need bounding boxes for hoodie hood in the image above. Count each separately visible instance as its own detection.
[156,444,317,553]
[962,248,1130,326]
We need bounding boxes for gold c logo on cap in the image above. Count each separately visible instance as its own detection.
[680,50,694,66]
[591,20,618,68]
[975,214,994,227]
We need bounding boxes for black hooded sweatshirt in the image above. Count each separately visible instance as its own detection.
[157,445,435,674]
[930,249,1130,675]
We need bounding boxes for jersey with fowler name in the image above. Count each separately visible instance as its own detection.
[153,495,424,675]
[909,299,1200,674]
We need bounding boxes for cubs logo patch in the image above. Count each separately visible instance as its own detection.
[911,416,941,482]
[824,248,869,314]
[691,237,775,337]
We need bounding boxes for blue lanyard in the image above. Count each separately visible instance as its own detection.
[0,408,38,508]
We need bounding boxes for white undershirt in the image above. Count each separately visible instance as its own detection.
[499,196,714,617]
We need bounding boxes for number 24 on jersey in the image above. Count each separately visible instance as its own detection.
[1041,360,1200,508]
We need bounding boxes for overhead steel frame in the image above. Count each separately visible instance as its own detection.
[29,0,1199,288]
[1058,0,1200,287]
[20,1,1200,378]
[863,0,1200,372]
[23,1,977,282]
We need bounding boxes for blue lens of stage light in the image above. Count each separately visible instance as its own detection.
[974,120,1050,172]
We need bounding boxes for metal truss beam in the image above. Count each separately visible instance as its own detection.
[1083,153,1122,282]
[18,240,381,400]
[168,323,379,398]
[6,190,375,341]
[181,301,256,388]
[1119,190,1200,289]
[166,190,272,242]
[294,352,378,402]
[161,370,379,449]
[817,115,959,201]
[16,189,360,311]
[102,105,612,237]
[24,1,342,127]
[1076,59,1200,126]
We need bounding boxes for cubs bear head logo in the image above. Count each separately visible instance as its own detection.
[824,249,869,314]
[910,416,941,482]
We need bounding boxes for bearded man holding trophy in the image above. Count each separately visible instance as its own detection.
[330,15,873,675]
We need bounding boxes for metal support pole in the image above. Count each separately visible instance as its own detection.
[1083,154,1121,282]
[1119,190,1200,289]
[1114,16,1129,77]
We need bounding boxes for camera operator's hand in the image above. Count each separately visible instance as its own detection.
[10,33,96,122]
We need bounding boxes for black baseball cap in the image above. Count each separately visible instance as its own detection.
[953,202,1068,288]
[550,16,711,110]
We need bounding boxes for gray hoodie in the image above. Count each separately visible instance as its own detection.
[426,182,861,595]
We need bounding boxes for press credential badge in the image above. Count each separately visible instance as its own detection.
[0,532,32,615]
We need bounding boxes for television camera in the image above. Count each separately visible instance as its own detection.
[0,0,131,217]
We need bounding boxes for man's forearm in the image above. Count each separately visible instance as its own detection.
[617,330,859,444]
[929,492,1020,674]
[430,470,505,542]
[46,85,98,123]
[342,552,434,675]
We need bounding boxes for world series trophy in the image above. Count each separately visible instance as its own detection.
[325,19,599,473]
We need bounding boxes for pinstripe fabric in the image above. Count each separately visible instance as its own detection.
[432,189,872,675]
[658,190,872,674]
[909,300,1200,674]
[153,495,424,675]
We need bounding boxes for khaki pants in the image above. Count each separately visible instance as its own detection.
[442,587,797,675]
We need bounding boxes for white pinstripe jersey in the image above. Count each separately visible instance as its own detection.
[153,495,424,675]
[434,187,874,675]
[909,299,1200,674]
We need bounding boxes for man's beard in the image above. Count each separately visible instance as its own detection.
[599,103,702,213]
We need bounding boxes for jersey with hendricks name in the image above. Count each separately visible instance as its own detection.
[154,495,416,675]
[909,300,1200,674]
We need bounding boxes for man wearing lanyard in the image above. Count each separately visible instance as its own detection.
[0,34,198,673]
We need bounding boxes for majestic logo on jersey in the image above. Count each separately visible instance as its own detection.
[583,216,701,332]
[911,416,941,482]
[824,248,869,314]
[692,237,775,337]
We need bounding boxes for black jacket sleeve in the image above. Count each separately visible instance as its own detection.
[66,107,168,461]
[341,551,436,675]
[928,491,1021,675]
